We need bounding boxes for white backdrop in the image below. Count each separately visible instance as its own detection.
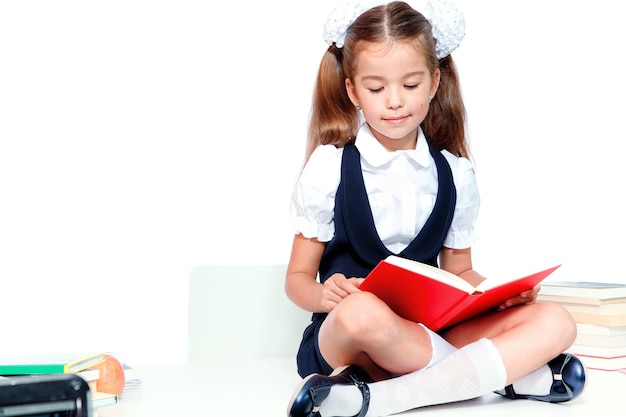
[1,0,624,365]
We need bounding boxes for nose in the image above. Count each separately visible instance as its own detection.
[386,86,404,109]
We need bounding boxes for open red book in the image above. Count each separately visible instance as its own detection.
[359,256,561,331]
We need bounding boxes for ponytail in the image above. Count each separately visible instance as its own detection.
[305,46,359,162]
[421,55,468,158]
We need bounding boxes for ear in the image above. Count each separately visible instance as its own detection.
[430,69,441,99]
[345,78,360,108]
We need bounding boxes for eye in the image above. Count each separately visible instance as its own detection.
[368,87,383,94]
[405,84,419,90]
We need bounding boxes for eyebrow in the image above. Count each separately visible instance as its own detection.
[360,71,426,81]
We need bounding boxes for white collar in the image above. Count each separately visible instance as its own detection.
[354,124,432,168]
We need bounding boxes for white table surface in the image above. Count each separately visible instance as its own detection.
[98,358,626,417]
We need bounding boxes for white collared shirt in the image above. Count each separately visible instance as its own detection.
[292,124,480,253]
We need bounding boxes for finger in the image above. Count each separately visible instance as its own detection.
[519,289,538,301]
[325,274,345,290]
[327,280,350,298]
[340,278,364,293]
[321,288,344,310]
[353,278,366,288]
[500,297,522,310]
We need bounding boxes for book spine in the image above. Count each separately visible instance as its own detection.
[0,365,66,375]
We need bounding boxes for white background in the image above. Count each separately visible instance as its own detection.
[1,0,624,365]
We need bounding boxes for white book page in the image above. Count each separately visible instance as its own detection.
[384,255,475,293]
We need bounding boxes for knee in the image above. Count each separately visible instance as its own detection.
[331,292,388,339]
[535,302,577,349]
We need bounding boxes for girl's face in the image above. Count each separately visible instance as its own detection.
[346,41,440,151]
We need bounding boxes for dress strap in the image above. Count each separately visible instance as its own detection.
[338,142,391,266]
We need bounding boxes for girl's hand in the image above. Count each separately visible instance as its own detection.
[498,285,541,311]
[319,273,365,313]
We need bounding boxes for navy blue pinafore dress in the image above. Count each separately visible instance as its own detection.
[295,141,457,377]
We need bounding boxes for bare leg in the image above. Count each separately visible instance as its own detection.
[318,291,434,379]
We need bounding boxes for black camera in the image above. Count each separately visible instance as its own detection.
[0,374,90,417]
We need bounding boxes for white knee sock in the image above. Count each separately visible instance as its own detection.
[319,338,507,417]
[365,338,507,416]
[419,324,457,368]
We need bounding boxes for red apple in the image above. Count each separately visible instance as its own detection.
[92,354,126,397]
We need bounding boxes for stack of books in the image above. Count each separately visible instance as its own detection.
[121,362,142,397]
[538,281,626,371]
[0,352,120,414]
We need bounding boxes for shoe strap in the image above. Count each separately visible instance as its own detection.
[545,355,574,401]
[503,384,517,399]
[348,375,370,417]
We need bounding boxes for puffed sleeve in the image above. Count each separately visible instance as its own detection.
[442,152,480,249]
[292,145,343,242]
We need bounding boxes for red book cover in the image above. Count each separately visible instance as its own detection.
[359,256,560,331]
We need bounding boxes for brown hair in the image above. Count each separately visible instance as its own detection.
[305,1,468,161]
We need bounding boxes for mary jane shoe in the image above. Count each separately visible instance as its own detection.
[287,365,372,417]
[499,353,586,403]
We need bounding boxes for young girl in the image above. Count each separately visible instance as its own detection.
[286,1,586,416]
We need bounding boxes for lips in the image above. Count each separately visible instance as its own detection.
[383,115,409,124]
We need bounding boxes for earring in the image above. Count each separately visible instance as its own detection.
[356,105,361,110]
[428,96,433,103]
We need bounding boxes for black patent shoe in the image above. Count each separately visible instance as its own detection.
[498,353,587,403]
[287,365,372,417]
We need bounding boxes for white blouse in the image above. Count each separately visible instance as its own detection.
[292,124,480,253]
